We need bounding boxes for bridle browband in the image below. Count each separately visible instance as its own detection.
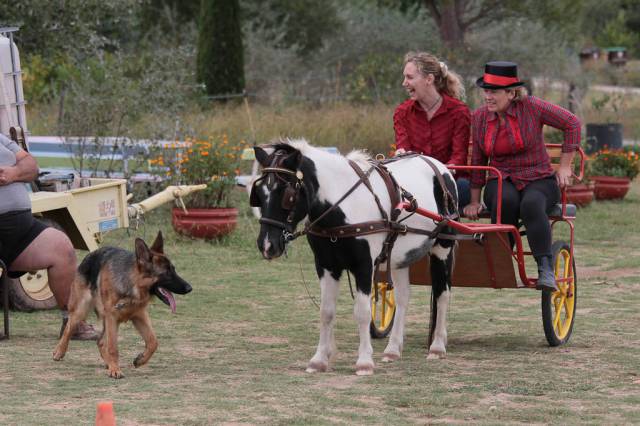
[251,149,459,289]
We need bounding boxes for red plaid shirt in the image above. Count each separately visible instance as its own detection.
[394,94,470,167]
[470,96,581,190]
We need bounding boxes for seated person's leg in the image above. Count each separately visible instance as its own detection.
[9,216,99,340]
[519,176,560,258]
[455,177,471,210]
[519,176,561,290]
[10,227,75,309]
[482,179,520,248]
[482,179,520,225]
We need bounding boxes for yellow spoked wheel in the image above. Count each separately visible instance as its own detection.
[542,241,577,346]
[370,281,396,338]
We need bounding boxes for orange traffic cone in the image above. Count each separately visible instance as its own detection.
[96,401,116,426]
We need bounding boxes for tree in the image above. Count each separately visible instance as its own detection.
[242,0,341,56]
[376,0,583,50]
[138,0,200,38]
[196,0,245,97]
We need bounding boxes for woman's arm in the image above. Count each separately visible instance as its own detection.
[448,107,471,166]
[393,106,411,153]
[463,187,483,220]
[0,150,38,186]
[533,96,581,153]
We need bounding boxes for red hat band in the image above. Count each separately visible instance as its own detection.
[483,73,520,86]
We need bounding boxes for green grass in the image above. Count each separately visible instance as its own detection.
[1,183,639,425]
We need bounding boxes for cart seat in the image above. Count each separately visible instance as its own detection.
[548,203,576,218]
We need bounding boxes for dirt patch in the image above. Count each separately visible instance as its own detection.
[246,336,289,345]
[579,266,640,279]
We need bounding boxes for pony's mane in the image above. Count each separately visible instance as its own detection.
[273,138,371,167]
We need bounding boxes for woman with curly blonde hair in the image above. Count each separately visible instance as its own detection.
[393,51,471,208]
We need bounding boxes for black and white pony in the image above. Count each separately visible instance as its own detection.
[250,139,457,375]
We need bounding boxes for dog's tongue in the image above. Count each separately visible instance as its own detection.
[158,288,177,314]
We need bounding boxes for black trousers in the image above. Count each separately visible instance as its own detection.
[483,176,560,258]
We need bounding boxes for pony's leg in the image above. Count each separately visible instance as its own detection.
[354,288,375,375]
[382,267,410,362]
[427,242,454,360]
[306,269,339,373]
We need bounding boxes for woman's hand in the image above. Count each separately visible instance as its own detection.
[463,202,483,220]
[557,151,576,188]
[556,164,572,188]
[394,148,406,156]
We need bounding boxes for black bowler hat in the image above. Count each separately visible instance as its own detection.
[476,61,525,89]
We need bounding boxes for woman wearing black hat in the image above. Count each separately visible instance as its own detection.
[463,61,581,291]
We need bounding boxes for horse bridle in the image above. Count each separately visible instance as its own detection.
[250,149,310,241]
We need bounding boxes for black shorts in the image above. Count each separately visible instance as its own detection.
[0,209,49,278]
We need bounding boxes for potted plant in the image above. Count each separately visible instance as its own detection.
[588,146,639,200]
[585,94,624,154]
[153,134,246,239]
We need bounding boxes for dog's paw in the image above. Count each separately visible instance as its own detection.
[133,353,145,368]
[108,368,124,379]
[52,350,65,361]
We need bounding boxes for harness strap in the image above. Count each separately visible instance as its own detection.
[348,160,389,221]
[417,156,458,218]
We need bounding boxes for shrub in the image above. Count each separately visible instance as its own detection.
[588,147,640,180]
[154,134,248,208]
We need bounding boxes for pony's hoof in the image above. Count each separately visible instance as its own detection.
[52,351,65,361]
[355,365,374,376]
[305,361,328,373]
[427,350,446,360]
[382,352,400,363]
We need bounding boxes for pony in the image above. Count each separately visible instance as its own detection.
[250,139,458,375]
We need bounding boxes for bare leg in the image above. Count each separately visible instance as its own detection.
[10,228,76,309]
[306,269,339,373]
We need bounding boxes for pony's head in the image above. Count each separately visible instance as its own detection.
[250,142,314,259]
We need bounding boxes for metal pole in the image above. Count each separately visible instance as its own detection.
[7,30,24,129]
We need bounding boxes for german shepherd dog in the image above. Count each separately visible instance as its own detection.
[53,231,192,379]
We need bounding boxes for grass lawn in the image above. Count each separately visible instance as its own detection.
[0,183,639,425]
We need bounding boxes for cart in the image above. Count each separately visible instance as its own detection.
[370,144,585,347]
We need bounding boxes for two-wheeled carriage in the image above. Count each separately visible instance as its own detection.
[371,144,585,347]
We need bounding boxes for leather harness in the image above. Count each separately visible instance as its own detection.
[251,151,459,290]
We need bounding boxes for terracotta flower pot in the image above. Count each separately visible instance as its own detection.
[171,207,238,239]
[591,176,632,200]
[565,182,594,207]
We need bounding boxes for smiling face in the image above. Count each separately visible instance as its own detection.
[402,62,433,102]
[482,88,515,113]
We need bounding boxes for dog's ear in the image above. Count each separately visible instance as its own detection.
[150,231,164,254]
[135,238,153,269]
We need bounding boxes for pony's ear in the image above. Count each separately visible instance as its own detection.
[254,146,272,166]
[283,148,303,169]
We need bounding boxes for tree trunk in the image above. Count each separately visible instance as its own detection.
[438,1,465,50]
[424,0,466,50]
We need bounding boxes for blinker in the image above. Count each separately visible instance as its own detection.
[281,185,297,209]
